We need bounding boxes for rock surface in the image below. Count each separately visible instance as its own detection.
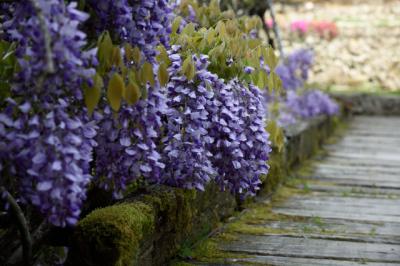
[274,0,400,91]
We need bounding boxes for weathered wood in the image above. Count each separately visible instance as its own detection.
[273,208,400,223]
[255,219,400,238]
[189,116,400,265]
[220,235,400,262]
[322,157,400,168]
[327,151,400,163]
[304,184,400,196]
[312,163,400,175]
[311,168,400,181]
[229,255,400,266]
[307,177,400,189]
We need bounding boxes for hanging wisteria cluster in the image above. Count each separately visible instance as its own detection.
[273,48,339,126]
[0,0,338,228]
[275,48,314,91]
[285,90,339,119]
[0,0,97,226]
[85,0,173,60]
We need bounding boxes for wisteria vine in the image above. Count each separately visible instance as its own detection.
[0,0,338,233]
[0,0,97,226]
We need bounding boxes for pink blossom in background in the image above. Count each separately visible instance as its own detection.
[289,19,339,40]
[311,21,339,39]
[290,20,310,35]
[265,18,273,29]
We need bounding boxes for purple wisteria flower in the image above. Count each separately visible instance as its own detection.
[0,0,97,226]
[94,87,168,198]
[275,48,314,91]
[284,90,339,120]
[161,50,272,196]
[86,0,173,60]
[160,52,216,190]
[210,80,271,196]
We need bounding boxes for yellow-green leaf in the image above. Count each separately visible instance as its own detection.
[107,73,125,111]
[156,45,170,65]
[182,56,195,80]
[124,81,141,105]
[141,62,155,87]
[207,29,215,44]
[182,23,195,35]
[132,46,141,64]
[172,16,182,34]
[112,46,123,67]
[257,71,268,89]
[84,73,103,115]
[266,120,284,153]
[124,43,133,62]
[158,63,169,87]
[265,47,278,70]
[97,32,113,69]
[216,21,227,37]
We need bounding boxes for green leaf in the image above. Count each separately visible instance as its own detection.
[124,43,133,62]
[265,47,278,70]
[84,73,103,115]
[107,73,125,111]
[268,72,282,92]
[97,32,113,69]
[257,71,268,89]
[182,56,195,80]
[112,46,123,67]
[141,62,155,87]
[216,21,227,37]
[207,29,216,44]
[124,81,141,105]
[132,46,141,64]
[172,16,183,34]
[158,63,169,87]
[266,120,284,153]
[156,45,170,65]
[182,23,195,35]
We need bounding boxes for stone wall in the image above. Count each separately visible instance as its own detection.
[332,92,400,116]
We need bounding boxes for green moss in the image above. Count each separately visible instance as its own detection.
[262,151,286,195]
[226,222,291,235]
[170,262,196,266]
[189,239,249,263]
[75,202,154,266]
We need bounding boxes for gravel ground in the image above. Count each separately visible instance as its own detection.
[271,0,400,91]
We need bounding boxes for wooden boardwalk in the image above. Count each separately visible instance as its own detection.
[186,116,400,266]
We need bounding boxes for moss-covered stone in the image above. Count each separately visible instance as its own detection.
[72,202,154,266]
[69,115,343,266]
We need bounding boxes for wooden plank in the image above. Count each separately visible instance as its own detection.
[312,168,400,180]
[320,157,400,168]
[273,208,400,223]
[220,235,400,262]
[280,195,400,208]
[307,172,400,188]
[275,199,400,217]
[334,136,400,145]
[330,151,400,165]
[304,184,400,196]
[312,163,400,175]
[256,219,400,238]
[325,145,400,154]
[324,151,400,163]
[345,130,400,138]
[307,176,400,189]
[233,255,400,266]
